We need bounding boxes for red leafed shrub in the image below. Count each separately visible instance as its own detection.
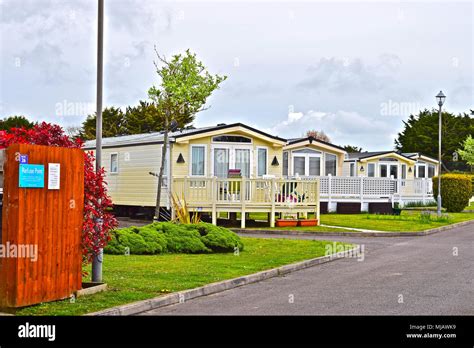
[0,122,118,264]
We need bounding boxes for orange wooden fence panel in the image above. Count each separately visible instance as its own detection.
[0,144,84,308]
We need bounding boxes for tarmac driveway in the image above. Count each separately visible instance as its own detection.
[140,223,474,315]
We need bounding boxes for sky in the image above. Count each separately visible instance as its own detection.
[0,0,472,150]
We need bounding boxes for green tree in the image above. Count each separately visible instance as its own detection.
[148,47,227,220]
[79,107,127,140]
[395,109,474,171]
[0,115,35,130]
[458,135,474,166]
[342,145,363,153]
[124,101,165,134]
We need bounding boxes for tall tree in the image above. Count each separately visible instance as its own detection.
[342,145,363,153]
[395,109,474,171]
[458,135,474,167]
[79,107,127,140]
[0,115,35,130]
[306,129,331,143]
[148,47,227,221]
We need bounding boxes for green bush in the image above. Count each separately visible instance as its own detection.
[159,222,210,253]
[196,223,244,252]
[117,228,151,254]
[138,226,167,254]
[105,222,244,255]
[104,231,127,255]
[432,174,472,212]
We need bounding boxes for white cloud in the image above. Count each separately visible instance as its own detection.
[266,108,396,150]
[0,0,471,149]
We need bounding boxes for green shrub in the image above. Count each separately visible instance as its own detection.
[104,231,126,255]
[117,228,150,254]
[104,222,244,255]
[196,223,244,252]
[432,174,472,212]
[159,222,210,253]
[138,226,167,254]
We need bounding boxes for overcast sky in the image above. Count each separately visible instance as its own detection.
[0,0,472,150]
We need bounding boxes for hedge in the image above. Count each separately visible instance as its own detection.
[105,222,244,255]
[432,174,472,212]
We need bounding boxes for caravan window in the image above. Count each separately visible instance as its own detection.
[282,151,289,176]
[191,145,206,176]
[325,154,337,176]
[293,157,306,176]
[110,153,118,173]
[428,164,435,178]
[257,148,267,177]
[212,135,251,143]
[368,163,375,177]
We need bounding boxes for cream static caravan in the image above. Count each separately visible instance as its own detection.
[84,123,289,219]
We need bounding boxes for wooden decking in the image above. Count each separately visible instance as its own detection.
[172,177,320,228]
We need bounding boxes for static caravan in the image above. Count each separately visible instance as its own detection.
[343,151,439,180]
[84,123,293,219]
[282,137,347,178]
[342,151,439,209]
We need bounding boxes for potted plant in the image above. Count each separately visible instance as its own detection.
[276,214,298,227]
[298,217,318,226]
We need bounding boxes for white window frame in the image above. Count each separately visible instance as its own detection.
[189,144,207,177]
[256,146,268,177]
[210,144,254,177]
[378,161,400,179]
[110,152,119,174]
[282,151,289,177]
[349,162,356,177]
[291,151,321,177]
[367,163,376,177]
[324,153,338,176]
[427,163,436,178]
[379,163,388,178]
[415,163,427,178]
[389,163,399,179]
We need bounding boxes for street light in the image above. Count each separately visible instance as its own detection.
[92,0,104,283]
[436,91,446,217]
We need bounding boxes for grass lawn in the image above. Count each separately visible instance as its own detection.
[320,211,474,232]
[15,237,350,316]
[250,225,359,233]
[229,211,474,233]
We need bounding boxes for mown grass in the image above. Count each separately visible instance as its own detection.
[319,211,474,232]
[231,211,474,232]
[15,237,350,316]
[250,225,359,232]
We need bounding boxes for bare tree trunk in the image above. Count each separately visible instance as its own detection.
[154,111,169,221]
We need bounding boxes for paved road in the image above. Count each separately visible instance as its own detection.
[140,224,474,315]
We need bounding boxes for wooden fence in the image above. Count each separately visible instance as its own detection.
[0,144,84,308]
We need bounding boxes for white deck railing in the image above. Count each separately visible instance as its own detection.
[292,175,433,202]
[173,177,320,206]
[172,177,320,228]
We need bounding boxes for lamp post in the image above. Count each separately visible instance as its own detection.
[436,91,446,217]
[92,0,104,283]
